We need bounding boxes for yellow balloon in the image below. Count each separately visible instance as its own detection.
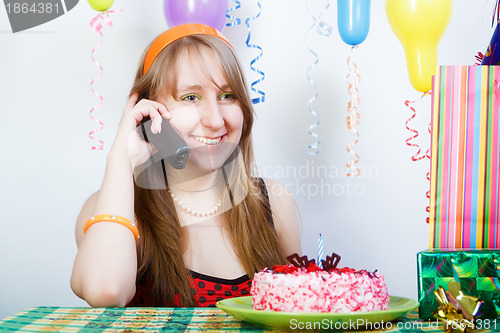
[87,0,114,12]
[386,0,452,92]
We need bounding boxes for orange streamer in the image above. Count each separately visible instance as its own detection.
[346,45,361,177]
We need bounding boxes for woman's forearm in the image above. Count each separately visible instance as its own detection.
[71,148,138,307]
[94,148,135,219]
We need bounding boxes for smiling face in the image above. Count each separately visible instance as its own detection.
[159,45,244,172]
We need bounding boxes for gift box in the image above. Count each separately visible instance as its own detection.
[429,65,500,249]
[417,249,500,319]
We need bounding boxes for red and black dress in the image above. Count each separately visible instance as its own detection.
[128,271,253,307]
[127,178,273,307]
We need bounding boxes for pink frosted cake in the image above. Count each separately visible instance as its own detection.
[251,253,390,313]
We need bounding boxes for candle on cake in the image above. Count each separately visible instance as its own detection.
[318,233,323,268]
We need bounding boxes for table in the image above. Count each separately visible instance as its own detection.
[1,307,499,332]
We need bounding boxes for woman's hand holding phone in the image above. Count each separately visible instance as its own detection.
[73,91,169,306]
[110,92,171,170]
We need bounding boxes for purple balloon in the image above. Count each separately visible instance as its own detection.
[163,0,228,31]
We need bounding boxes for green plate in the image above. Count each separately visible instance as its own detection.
[216,296,419,331]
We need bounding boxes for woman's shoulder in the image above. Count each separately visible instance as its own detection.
[258,178,289,197]
[259,178,302,256]
[258,178,294,217]
[251,177,292,206]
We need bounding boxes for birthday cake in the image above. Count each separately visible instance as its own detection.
[251,253,390,313]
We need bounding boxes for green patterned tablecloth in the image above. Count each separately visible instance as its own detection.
[1,307,500,332]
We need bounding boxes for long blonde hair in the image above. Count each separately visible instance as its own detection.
[130,35,286,306]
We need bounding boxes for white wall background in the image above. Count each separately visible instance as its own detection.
[0,0,496,319]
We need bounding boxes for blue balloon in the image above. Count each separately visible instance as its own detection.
[337,0,371,46]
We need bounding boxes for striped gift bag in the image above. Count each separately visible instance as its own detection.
[429,66,500,248]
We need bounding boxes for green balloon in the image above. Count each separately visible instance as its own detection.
[87,0,114,12]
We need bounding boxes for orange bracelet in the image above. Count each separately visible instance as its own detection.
[84,214,140,241]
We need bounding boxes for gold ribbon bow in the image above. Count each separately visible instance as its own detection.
[432,282,483,333]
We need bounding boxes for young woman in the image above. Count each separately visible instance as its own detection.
[71,23,301,307]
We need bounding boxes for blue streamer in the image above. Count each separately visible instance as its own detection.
[225,0,241,27]
[245,0,265,104]
[305,43,321,155]
[305,0,332,155]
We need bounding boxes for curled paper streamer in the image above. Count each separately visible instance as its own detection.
[244,0,265,104]
[225,0,241,27]
[404,91,430,161]
[316,21,333,37]
[89,9,122,150]
[346,45,361,177]
[426,123,432,223]
[305,0,332,155]
[226,1,266,103]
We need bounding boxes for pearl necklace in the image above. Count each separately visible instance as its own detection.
[169,190,222,217]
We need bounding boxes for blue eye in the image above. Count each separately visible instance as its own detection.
[180,94,202,102]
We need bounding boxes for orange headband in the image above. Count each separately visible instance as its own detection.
[143,23,233,75]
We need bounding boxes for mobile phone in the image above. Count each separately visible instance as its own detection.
[138,116,190,169]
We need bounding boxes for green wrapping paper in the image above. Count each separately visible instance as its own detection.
[417,249,500,320]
